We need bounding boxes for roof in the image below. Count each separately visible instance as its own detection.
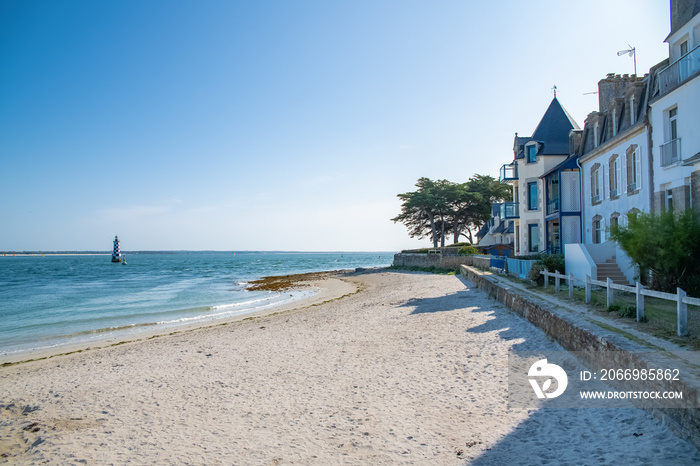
[682,151,700,165]
[476,223,489,238]
[667,0,700,40]
[541,154,580,179]
[530,97,580,155]
[513,135,530,159]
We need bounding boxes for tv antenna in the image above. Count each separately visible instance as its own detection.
[617,45,637,75]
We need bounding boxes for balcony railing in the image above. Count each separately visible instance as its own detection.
[546,197,560,216]
[658,44,700,95]
[499,163,518,182]
[497,202,519,219]
[660,138,681,166]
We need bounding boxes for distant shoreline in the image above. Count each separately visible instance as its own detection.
[1,250,396,255]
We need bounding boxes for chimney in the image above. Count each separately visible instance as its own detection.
[597,74,637,113]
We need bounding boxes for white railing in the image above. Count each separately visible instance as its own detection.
[660,138,681,166]
[541,269,700,336]
[657,43,700,95]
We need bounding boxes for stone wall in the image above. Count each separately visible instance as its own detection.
[461,264,700,449]
[392,253,473,270]
[692,170,700,214]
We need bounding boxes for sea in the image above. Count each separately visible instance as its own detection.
[0,251,394,358]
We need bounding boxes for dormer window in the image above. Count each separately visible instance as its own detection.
[593,123,599,148]
[630,95,635,126]
[527,145,537,163]
[612,109,617,136]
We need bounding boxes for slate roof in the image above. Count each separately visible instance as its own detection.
[682,151,700,165]
[667,0,700,39]
[530,97,580,156]
[504,221,514,235]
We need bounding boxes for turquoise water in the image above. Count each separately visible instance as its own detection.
[0,251,393,357]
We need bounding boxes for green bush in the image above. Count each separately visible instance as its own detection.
[607,303,621,313]
[458,245,478,255]
[528,263,545,285]
[610,210,700,295]
[538,254,565,274]
[619,305,637,318]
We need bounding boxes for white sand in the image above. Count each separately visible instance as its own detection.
[1,270,698,464]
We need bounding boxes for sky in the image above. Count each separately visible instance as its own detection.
[0,0,672,251]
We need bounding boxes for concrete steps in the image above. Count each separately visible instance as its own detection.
[596,256,630,285]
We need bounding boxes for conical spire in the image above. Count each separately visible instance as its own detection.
[530,97,579,155]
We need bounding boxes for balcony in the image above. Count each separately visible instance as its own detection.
[497,202,520,219]
[499,163,518,182]
[657,44,700,96]
[546,197,560,216]
[660,138,681,167]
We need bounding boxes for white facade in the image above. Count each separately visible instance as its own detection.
[580,125,651,243]
[514,145,567,254]
[648,7,700,212]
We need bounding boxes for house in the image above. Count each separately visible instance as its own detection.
[648,0,700,214]
[539,129,584,255]
[499,97,580,256]
[579,73,653,243]
[475,203,515,257]
[565,0,700,285]
[564,74,653,285]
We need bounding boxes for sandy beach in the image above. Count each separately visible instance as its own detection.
[1,270,699,464]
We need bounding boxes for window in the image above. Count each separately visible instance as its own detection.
[527,145,537,163]
[528,182,538,210]
[591,164,601,203]
[669,107,678,141]
[609,155,619,198]
[630,95,635,126]
[610,213,619,230]
[593,217,602,244]
[528,223,540,253]
[626,145,641,192]
[666,189,674,213]
[681,40,688,57]
[593,123,599,148]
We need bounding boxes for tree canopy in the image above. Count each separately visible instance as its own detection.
[392,175,511,247]
[610,210,700,295]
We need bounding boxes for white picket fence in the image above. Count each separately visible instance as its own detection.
[540,269,700,337]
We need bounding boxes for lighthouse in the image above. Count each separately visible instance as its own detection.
[112,235,122,263]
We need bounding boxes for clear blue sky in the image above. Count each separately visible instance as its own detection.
[0,0,670,251]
